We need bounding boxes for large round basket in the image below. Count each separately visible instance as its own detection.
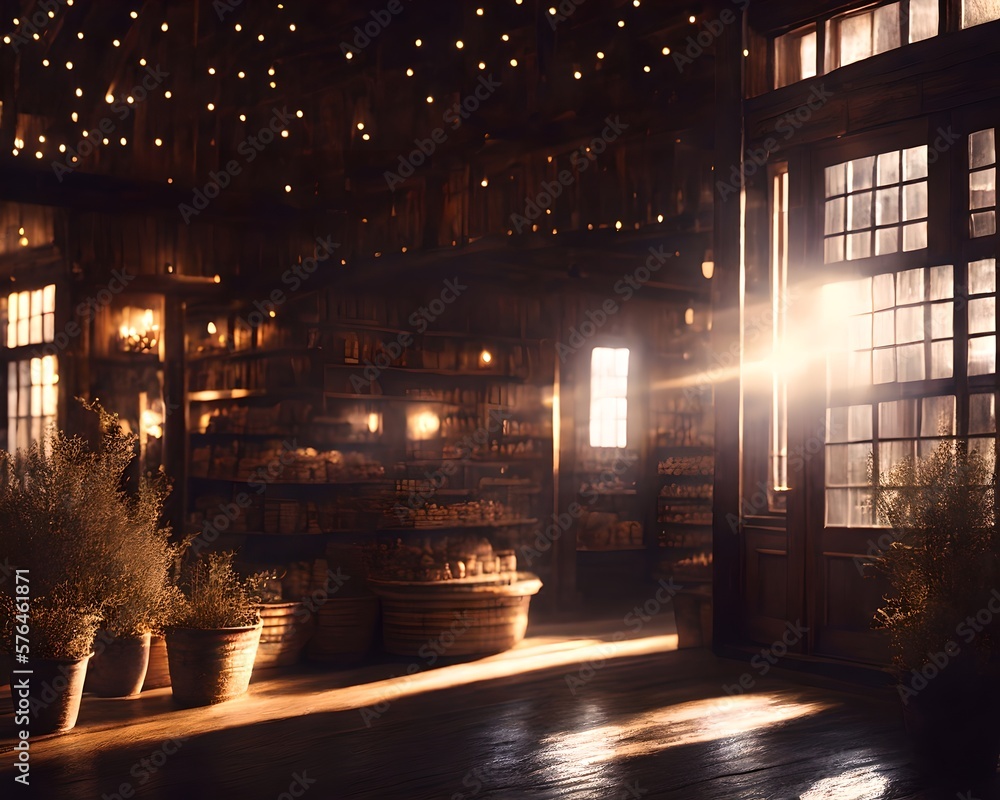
[369,572,542,658]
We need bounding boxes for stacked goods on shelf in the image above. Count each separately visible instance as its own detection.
[574,451,645,553]
[367,535,520,582]
[576,512,644,550]
[656,447,714,579]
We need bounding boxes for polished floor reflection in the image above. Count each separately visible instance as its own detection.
[0,614,991,798]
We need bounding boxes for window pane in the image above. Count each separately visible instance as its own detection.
[921,395,956,436]
[930,265,954,300]
[969,335,997,375]
[826,164,847,195]
[897,343,925,382]
[826,489,848,526]
[970,129,996,169]
[970,168,996,210]
[909,0,940,41]
[826,444,849,485]
[826,198,846,233]
[971,210,997,237]
[849,350,873,385]
[881,439,915,472]
[930,340,953,378]
[970,394,996,435]
[847,231,872,260]
[902,221,927,251]
[895,305,924,342]
[969,297,996,334]
[873,309,895,346]
[897,268,925,303]
[931,302,953,338]
[849,192,873,229]
[849,156,875,191]
[874,348,896,382]
[877,152,900,186]
[903,182,928,220]
[849,315,872,349]
[969,258,996,294]
[880,399,918,438]
[876,187,899,224]
[840,12,873,66]
[800,31,817,79]
[873,3,901,53]
[962,0,1000,28]
[849,488,874,526]
[42,284,55,313]
[876,227,899,255]
[903,145,928,181]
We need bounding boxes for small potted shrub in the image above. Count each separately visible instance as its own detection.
[0,401,156,733]
[167,551,267,707]
[870,440,1000,777]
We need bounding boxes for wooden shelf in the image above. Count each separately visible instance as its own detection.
[379,518,538,532]
[188,475,392,486]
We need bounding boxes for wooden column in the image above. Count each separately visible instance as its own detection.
[163,294,187,533]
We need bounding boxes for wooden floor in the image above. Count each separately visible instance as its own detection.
[0,613,995,799]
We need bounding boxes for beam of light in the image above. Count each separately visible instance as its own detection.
[541,693,834,764]
[798,765,891,799]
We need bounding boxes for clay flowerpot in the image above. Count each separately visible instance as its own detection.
[86,631,151,698]
[9,654,92,735]
[142,635,171,690]
[166,623,262,708]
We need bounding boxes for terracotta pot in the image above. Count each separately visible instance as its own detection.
[255,602,312,670]
[86,632,151,698]
[166,623,262,708]
[142,635,171,690]
[9,653,92,735]
[901,670,1000,778]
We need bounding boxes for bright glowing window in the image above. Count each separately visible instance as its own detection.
[969,129,997,237]
[589,347,629,448]
[909,0,940,41]
[8,356,58,451]
[774,25,817,88]
[5,285,55,348]
[771,168,790,499]
[824,146,928,263]
[963,0,1000,27]
[968,258,997,375]
[825,3,901,71]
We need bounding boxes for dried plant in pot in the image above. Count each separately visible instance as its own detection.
[869,439,1000,777]
[0,401,162,732]
[166,551,268,707]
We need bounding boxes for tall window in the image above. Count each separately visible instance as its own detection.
[771,167,790,503]
[3,286,57,451]
[589,347,629,448]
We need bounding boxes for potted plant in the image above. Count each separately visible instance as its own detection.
[870,439,1000,777]
[0,401,155,733]
[166,551,267,707]
[86,474,186,697]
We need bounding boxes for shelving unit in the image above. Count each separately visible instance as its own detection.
[184,288,555,632]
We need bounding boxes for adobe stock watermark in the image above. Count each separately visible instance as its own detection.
[510,116,628,233]
[234,236,341,331]
[556,246,672,362]
[547,0,585,29]
[722,620,808,700]
[179,106,296,223]
[6,0,68,52]
[717,84,833,201]
[672,0,750,73]
[340,0,409,57]
[359,611,472,727]
[385,76,501,190]
[564,578,681,695]
[275,771,317,800]
[101,737,190,800]
[52,66,169,182]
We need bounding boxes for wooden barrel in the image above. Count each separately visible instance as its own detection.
[369,573,542,657]
[255,602,312,669]
[142,635,171,690]
[166,623,262,707]
[306,595,380,665]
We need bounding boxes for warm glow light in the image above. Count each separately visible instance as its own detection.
[455,40,464,48]
[155,138,163,146]
[689,14,696,22]
[480,349,493,365]
[208,67,216,75]
[207,321,217,334]
[284,185,292,192]
[685,306,695,325]
[701,260,715,280]
[367,412,381,434]
[415,38,422,46]
[426,95,434,103]
[662,46,671,55]
[362,133,370,141]
[617,19,625,27]
[407,409,441,440]
[597,51,605,59]
[406,68,414,76]
[509,58,518,66]
[105,93,115,103]
[481,178,489,187]
[160,22,168,31]
[573,70,582,79]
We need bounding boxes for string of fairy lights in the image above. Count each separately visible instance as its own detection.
[0,1,716,272]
